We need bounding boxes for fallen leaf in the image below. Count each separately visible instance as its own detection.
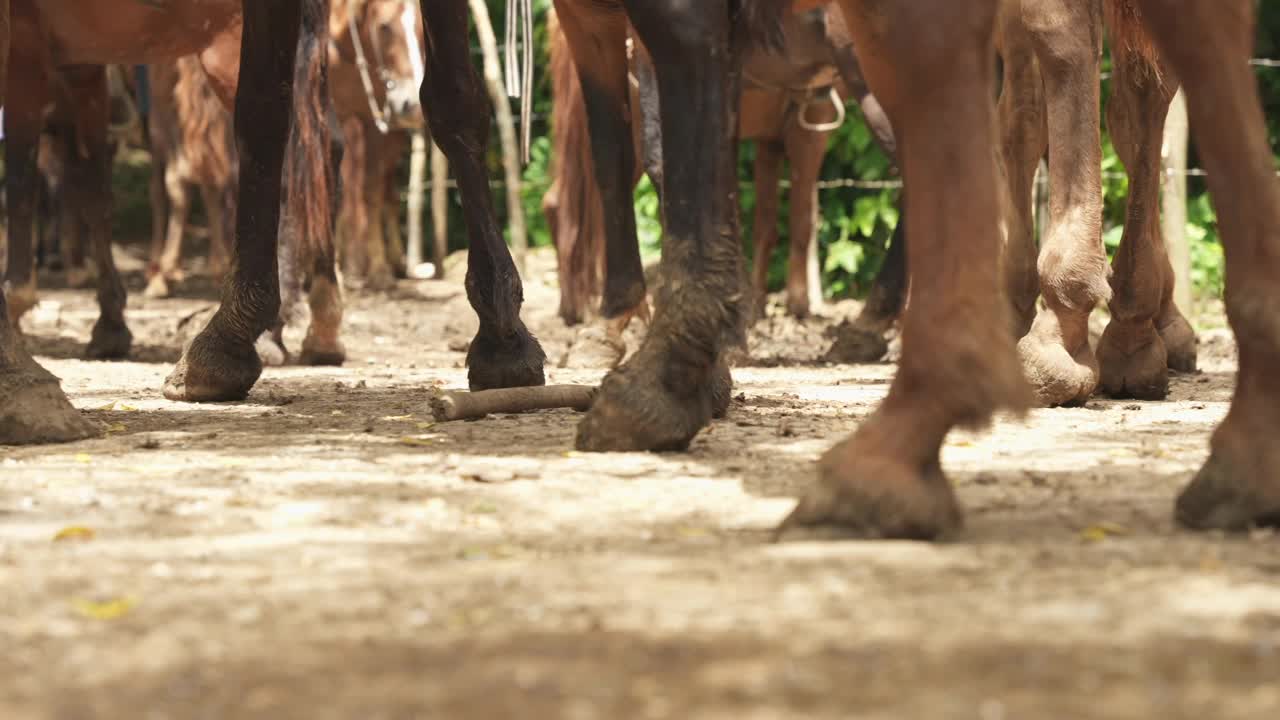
[73,596,136,620]
[382,414,414,422]
[53,526,95,542]
[94,401,117,411]
[398,436,435,447]
[1080,522,1128,542]
[118,404,140,412]
[330,410,345,416]
[415,421,435,430]
[74,454,92,464]
[106,423,127,433]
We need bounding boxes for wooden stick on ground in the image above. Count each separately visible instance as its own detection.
[431,385,597,422]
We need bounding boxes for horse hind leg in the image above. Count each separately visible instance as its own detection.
[1133,0,1280,530]
[420,1,545,390]
[1096,11,1192,399]
[144,158,191,299]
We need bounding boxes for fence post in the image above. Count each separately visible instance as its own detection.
[467,0,527,274]
[1161,88,1191,317]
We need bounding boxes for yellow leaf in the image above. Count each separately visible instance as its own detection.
[73,596,136,620]
[382,414,414,422]
[94,401,117,411]
[398,436,435,447]
[1080,523,1127,542]
[74,453,92,464]
[118,404,140,412]
[415,421,435,430]
[53,526,95,542]
[106,423,127,433]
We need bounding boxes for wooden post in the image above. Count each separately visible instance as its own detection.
[430,141,449,278]
[1161,88,1191,317]
[406,131,428,269]
[466,0,527,274]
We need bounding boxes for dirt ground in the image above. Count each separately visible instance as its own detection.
[2,247,1278,720]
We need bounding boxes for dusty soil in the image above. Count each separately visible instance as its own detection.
[3,248,1278,720]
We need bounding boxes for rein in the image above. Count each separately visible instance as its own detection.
[348,0,394,133]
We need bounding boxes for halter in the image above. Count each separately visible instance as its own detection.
[348,0,412,134]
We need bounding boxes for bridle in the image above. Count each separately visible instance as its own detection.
[348,0,419,134]
[742,68,847,134]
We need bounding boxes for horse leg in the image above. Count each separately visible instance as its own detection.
[749,139,784,321]
[62,66,133,360]
[782,120,830,320]
[1096,22,1190,398]
[575,0,741,451]
[144,159,190,299]
[163,0,304,401]
[383,132,408,279]
[361,121,396,292]
[200,180,233,283]
[146,140,170,280]
[1129,0,1280,529]
[2,36,48,329]
[420,1,545,390]
[1013,0,1111,407]
[783,0,1030,538]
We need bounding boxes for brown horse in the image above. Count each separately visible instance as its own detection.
[2,0,341,367]
[329,0,425,291]
[143,56,238,299]
[547,3,907,365]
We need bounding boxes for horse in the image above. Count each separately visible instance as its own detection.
[1,0,341,369]
[328,0,425,291]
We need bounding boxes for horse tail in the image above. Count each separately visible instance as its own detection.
[280,0,339,279]
[547,7,605,325]
[175,55,235,187]
[1104,0,1165,84]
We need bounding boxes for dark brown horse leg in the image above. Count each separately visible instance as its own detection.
[749,140,784,320]
[61,66,133,360]
[825,34,907,362]
[1134,0,1280,530]
[576,0,742,451]
[1096,27,1190,398]
[163,0,304,401]
[2,33,48,329]
[0,0,98,445]
[783,0,1030,539]
[420,2,545,390]
[555,0,648,366]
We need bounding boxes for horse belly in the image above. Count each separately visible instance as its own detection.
[34,0,239,66]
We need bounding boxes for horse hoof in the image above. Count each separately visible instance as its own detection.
[711,355,733,419]
[0,362,99,445]
[559,326,626,370]
[143,274,172,299]
[466,323,546,391]
[575,344,716,452]
[1177,449,1280,531]
[1098,320,1169,400]
[85,320,133,360]
[824,321,889,364]
[779,435,963,541]
[163,327,262,402]
[300,336,346,367]
[1017,330,1099,407]
[1159,312,1198,373]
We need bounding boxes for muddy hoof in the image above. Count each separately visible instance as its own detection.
[163,327,262,402]
[364,269,397,293]
[0,363,99,444]
[711,356,733,420]
[143,274,172,299]
[255,332,290,367]
[85,319,133,360]
[559,326,626,370]
[1159,314,1198,373]
[467,323,546,391]
[778,438,963,541]
[575,346,717,453]
[1176,451,1280,531]
[299,336,346,367]
[824,322,889,364]
[1098,321,1169,400]
[1017,333,1098,407]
